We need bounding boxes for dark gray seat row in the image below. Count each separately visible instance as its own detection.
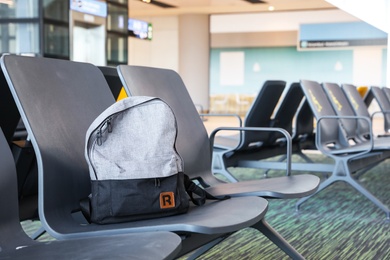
[118,65,322,259]
[1,55,321,259]
[296,80,390,218]
[363,85,390,135]
[0,126,182,260]
[211,81,316,181]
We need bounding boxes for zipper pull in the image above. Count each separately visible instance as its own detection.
[107,118,112,133]
[96,129,102,146]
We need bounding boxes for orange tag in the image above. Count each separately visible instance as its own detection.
[160,192,175,209]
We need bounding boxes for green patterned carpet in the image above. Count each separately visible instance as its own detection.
[22,153,390,259]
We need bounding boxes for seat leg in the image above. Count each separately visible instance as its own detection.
[253,219,305,260]
[295,173,338,211]
[185,235,228,260]
[30,225,46,240]
[296,158,390,219]
[345,176,390,219]
[212,152,239,182]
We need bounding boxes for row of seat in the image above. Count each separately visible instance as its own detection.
[298,80,390,218]
[363,85,390,135]
[0,131,182,259]
[212,78,390,219]
[0,55,321,259]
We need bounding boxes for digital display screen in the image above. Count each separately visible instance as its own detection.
[128,18,152,40]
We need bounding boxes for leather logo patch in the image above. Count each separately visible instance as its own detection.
[160,192,175,209]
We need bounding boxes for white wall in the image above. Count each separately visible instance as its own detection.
[128,16,179,71]
[178,14,209,111]
[210,9,358,33]
[129,9,388,104]
[353,47,383,86]
[211,9,387,87]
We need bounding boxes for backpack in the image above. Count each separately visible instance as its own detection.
[82,96,227,224]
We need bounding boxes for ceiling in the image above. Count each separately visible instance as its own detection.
[129,0,337,17]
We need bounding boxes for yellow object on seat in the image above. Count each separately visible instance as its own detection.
[117,87,128,101]
[357,86,368,98]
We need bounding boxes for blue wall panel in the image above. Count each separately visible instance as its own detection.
[210,46,353,94]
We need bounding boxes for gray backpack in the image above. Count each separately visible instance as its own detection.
[82,96,226,224]
[83,96,189,224]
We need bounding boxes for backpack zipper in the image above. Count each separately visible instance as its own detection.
[96,118,112,146]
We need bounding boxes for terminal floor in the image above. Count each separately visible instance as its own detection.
[21,116,390,259]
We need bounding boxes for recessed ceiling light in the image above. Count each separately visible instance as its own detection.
[268,6,275,11]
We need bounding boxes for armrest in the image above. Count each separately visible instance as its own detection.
[316,115,373,157]
[209,126,292,176]
[371,110,390,132]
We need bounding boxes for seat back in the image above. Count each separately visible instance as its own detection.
[293,99,314,142]
[1,55,116,227]
[0,68,21,144]
[271,82,308,141]
[117,65,218,184]
[341,83,371,137]
[299,80,347,149]
[322,82,358,141]
[0,128,33,251]
[98,66,123,100]
[239,80,286,148]
[370,86,390,131]
[382,87,390,103]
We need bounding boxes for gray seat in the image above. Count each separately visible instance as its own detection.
[0,66,38,221]
[0,68,21,144]
[328,83,390,146]
[296,80,390,218]
[98,66,124,100]
[324,82,390,175]
[381,87,390,105]
[0,54,268,259]
[117,65,321,259]
[243,82,316,170]
[368,86,390,133]
[0,127,182,260]
[341,83,380,139]
[211,80,287,181]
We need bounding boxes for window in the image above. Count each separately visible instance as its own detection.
[43,0,69,22]
[44,23,69,58]
[0,0,38,18]
[0,22,39,54]
[107,32,127,65]
[107,2,127,33]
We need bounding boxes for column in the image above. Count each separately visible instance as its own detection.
[178,14,210,112]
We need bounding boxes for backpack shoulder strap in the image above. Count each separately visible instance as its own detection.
[183,174,230,206]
